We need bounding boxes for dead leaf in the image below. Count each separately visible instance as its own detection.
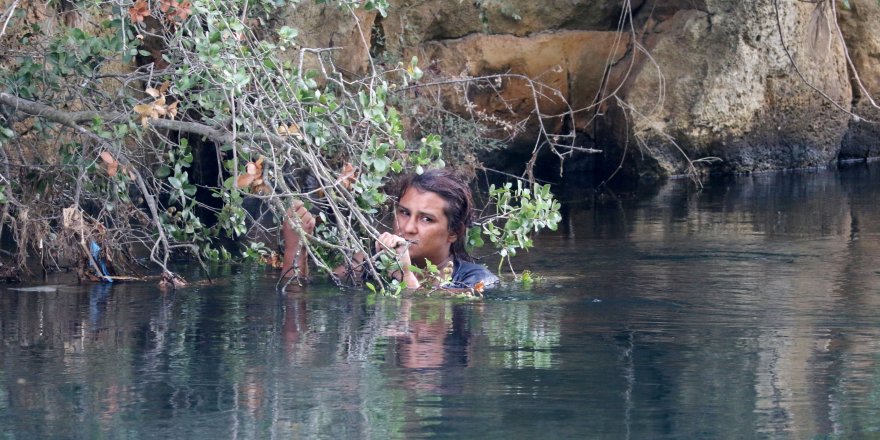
[158,80,171,95]
[166,101,178,119]
[261,251,282,268]
[62,206,84,230]
[99,151,115,165]
[173,0,192,21]
[236,158,266,191]
[287,123,300,136]
[159,0,173,13]
[129,0,150,23]
[107,161,119,177]
[237,173,256,189]
[473,280,485,294]
[133,90,176,125]
[338,162,357,190]
[132,103,154,116]
[133,103,155,126]
[276,123,301,137]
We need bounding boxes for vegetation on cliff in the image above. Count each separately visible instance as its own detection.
[0,0,566,288]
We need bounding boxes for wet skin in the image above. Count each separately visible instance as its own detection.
[283,187,457,288]
[377,187,458,288]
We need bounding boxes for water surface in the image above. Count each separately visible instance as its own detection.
[2,166,880,439]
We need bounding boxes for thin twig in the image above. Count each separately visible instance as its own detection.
[773,0,866,121]
[0,0,20,40]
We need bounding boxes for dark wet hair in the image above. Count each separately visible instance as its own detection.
[395,168,474,262]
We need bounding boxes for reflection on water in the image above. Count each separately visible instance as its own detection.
[1,166,880,438]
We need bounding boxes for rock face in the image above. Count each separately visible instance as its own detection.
[280,0,871,180]
[837,0,880,161]
[274,2,376,76]
[416,31,631,141]
[613,0,851,178]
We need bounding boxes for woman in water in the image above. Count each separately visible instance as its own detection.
[281,168,497,289]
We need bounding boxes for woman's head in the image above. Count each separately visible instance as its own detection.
[394,169,474,263]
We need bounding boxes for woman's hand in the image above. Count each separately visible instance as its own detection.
[376,232,411,268]
[376,232,419,289]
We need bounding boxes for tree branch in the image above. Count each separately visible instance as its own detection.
[0,0,19,40]
[0,92,315,163]
[0,92,241,145]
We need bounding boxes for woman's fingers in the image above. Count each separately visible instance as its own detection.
[376,232,390,251]
[376,233,412,273]
[288,200,315,233]
[377,232,405,252]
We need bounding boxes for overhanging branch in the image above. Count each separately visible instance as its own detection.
[0,92,282,146]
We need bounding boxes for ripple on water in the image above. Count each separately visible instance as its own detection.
[3,167,880,439]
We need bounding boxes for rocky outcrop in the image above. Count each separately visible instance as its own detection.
[613,1,851,177]
[836,0,880,161]
[416,31,631,141]
[279,0,870,180]
[273,2,377,76]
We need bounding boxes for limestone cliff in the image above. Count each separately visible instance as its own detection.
[281,0,875,180]
[837,0,880,161]
[615,1,851,178]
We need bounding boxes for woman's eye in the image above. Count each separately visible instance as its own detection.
[421,216,433,223]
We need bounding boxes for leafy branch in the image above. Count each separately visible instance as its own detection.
[0,0,569,287]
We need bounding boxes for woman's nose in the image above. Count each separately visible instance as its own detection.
[402,216,418,235]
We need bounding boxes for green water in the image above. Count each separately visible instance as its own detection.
[2,165,880,439]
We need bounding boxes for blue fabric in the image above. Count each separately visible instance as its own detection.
[358,253,498,289]
[445,259,498,289]
[89,241,113,283]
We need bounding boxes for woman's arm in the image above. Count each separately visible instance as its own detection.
[281,200,315,279]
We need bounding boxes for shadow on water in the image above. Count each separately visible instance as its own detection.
[1,165,880,438]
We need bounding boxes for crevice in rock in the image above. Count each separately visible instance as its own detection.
[423,28,618,47]
[369,13,386,58]
[57,0,79,27]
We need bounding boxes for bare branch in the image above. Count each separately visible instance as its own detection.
[0,0,20,40]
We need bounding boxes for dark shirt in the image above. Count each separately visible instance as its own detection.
[444,259,499,289]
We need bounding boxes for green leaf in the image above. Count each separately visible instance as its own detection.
[168,176,183,189]
[278,26,298,44]
[373,157,388,172]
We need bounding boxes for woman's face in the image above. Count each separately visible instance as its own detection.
[395,187,457,267]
